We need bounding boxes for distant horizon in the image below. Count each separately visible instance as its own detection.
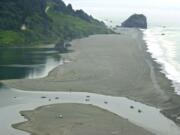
[64,0,180,27]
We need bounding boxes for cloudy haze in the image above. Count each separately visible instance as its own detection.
[64,0,180,26]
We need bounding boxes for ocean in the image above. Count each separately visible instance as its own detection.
[144,27,180,95]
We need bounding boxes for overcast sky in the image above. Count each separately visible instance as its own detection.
[63,0,180,26]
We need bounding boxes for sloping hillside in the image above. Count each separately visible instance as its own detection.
[0,0,110,46]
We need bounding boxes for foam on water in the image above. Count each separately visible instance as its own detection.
[143,27,180,95]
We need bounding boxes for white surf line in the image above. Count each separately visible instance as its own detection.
[0,88,180,135]
[143,29,180,95]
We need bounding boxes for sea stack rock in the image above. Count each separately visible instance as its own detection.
[121,14,147,29]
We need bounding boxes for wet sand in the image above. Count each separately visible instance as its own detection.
[13,103,155,135]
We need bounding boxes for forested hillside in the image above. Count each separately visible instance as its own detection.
[0,0,110,46]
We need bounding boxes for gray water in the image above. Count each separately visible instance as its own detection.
[0,87,180,135]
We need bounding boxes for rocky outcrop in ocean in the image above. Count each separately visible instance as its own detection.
[121,14,147,29]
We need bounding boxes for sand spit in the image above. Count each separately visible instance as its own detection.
[13,103,155,135]
[1,88,180,135]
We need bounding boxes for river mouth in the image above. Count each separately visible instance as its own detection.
[0,88,180,135]
[1,34,180,135]
[0,47,62,80]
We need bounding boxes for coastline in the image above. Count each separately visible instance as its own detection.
[2,28,180,129]
[2,29,176,106]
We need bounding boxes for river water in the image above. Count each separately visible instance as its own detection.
[0,47,62,80]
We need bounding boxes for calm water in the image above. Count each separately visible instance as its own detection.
[144,27,180,95]
[0,47,61,80]
[0,89,180,135]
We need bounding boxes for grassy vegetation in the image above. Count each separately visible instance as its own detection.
[0,31,25,46]
[47,10,110,39]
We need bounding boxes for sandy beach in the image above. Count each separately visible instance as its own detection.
[2,28,180,134]
[13,103,155,135]
[3,29,180,108]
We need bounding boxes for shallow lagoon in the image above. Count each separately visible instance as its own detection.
[0,87,180,135]
[0,47,61,80]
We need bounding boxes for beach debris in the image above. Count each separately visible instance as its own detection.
[41,96,47,99]
[86,95,90,98]
[138,109,142,113]
[55,97,59,100]
[57,114,63,118]
[176,116,180,121]
[65,43,72,47]
[85,99,90,102]
[130,106,134,109]
[104,101,108,104]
